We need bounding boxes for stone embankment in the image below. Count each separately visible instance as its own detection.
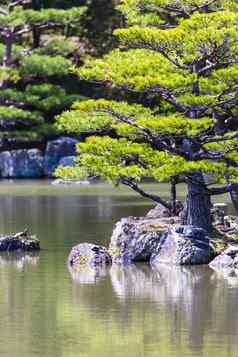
[0,136,77,178]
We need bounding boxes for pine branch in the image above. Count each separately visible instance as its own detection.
[202,131,238,144]
[0,7,7,15]
[139,0,218,20]
[124,42,189,71]
[209,183,238,195]
[120,177,172,209]
[9,0,28,8]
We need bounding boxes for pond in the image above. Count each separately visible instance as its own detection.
[0,180,237,357]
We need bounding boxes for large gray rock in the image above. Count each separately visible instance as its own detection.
[109,217,169,264]
[44,136,77,176]
[209,246,238,273]
[146,202,183,219]
[0,149,44,177]
[150,226,214,266]
[58,155,76,167]
[68,243,112,270]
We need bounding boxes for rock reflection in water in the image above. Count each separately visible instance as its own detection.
[110,263,160,301]
[111,263,216,354]
[68,263,110,284]
[211,266,238,286]
[0,252,39,271]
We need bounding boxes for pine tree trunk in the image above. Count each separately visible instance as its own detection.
[230,188,238,216]
[0,32,13,89]
[3,32,13,67]
[184,178,212,232]
[32,28,41,48]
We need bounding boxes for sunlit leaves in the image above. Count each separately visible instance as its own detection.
[56,0,238,188]
[20,54,71,78]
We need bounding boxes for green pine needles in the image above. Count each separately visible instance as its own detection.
[0,0,86,141]
[56,0,238,228]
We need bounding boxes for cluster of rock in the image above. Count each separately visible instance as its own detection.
[0,136,77,178]
[68,204,238,278]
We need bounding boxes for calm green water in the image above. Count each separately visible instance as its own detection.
[0,180,237,357]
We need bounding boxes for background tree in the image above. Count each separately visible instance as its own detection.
[37,0,121,54]
[0,0,86,147]
[56,0,238,232]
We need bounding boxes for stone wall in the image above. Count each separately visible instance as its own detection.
[0,136,77,178]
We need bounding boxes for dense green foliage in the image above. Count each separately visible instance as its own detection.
[0,0,120,143]
[56,0,238,218]
[0,0,88,141]
[40,0,120,53]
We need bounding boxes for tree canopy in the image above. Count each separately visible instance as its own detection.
[56,0,238,231]
[0,0,120,147]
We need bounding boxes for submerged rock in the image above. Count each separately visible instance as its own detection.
[0,149,44,178]
[68,243,112,270]
[150,226,214,266]
[43,136,77,177]
[52,178,90,185]
[0,231,40,252]
[108,216,175,264]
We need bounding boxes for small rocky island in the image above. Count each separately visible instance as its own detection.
[68,203,238,276]
[0,230,40,252]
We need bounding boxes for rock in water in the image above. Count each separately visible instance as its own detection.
[0,231,40,251]
[68,243,111,270]
[44,136,77,177]
[150,226,214,266]
[109,217,169,264]
[52,178,90,185]
[209,246,238,272]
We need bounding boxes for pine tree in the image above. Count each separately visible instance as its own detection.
[0,0,86,143]
[56,0,238,232]
[33,0,121,54]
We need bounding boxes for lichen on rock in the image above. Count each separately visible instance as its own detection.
[68,243,112,271]
[150,226,214,266]
[109,216,168,264]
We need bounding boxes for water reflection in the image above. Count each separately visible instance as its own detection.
[0,252,39,271]
[0,182,236,357]
[110,263,160,301]
[68,263,110,284]
[68,262,238,356]
[110,264,217,355]
[210,266,238,287]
